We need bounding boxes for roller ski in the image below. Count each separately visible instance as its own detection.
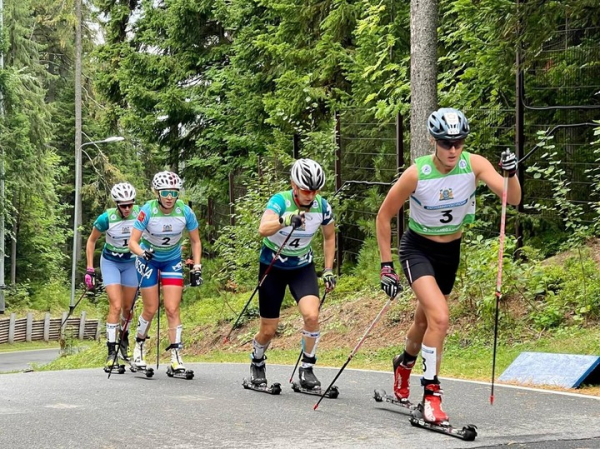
[373,389,415,411]
[118,331,132,362]
[242,355,281,395]
[408,382,477,441]
[165,344,194,380]
[291,366,339,399]
[103,343,125,374]
[128,338,154,378]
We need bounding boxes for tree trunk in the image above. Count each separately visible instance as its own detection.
[74,0,83,261]
[410,0,438,160]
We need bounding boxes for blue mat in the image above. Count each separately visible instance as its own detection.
[498,352,600,388]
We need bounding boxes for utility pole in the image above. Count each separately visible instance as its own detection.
[0,0,6,314]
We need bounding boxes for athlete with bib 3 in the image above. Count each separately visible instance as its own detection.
[128,171,202,376]
[376,108,521,425]
[248,159,336,392]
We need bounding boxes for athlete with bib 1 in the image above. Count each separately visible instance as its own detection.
[248,159,337,391]
[128,171,203,374]
[376,108,521,424]
[85,183,140,371]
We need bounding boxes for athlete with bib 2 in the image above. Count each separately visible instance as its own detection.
[85,183,140,371]
[376,108,521,424]
[248,159,336,391]
[128,171,202,374]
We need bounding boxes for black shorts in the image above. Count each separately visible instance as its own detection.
[399,229,462,295]
[258,263,320,319]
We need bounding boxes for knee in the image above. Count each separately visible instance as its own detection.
[164,305,180,320]
[259,323,278,341]
[303,313,319,330]
[427,312,449,333]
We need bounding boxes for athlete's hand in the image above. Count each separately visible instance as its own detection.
[84,267,96,290]
[140,248,155,261]
[380,263,401,298]
[280,211,304,228]
[190,264,203,287]
[499,149,517,178]
[322,269,337,292]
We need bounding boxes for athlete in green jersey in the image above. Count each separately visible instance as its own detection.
[376,108,521,424]
[248,159,337,391]
[85,182,139,369]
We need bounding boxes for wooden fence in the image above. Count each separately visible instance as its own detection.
[0,312,101,344]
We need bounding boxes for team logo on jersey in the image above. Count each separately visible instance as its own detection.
[137,210,146,222]
[110,251,124,258]
[110,213,117,220]
[176,207,182,214]
[421,164,432,175]
[312,200,318,208]
[439,188,454,201]
[285,199,291,208]
[121,226,130,234]
[459,159,467,169]
[163,224,173,232]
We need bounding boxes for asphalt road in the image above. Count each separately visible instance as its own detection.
[0,362,598,448]
[0,348,61,373]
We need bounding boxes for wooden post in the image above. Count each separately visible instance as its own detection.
[44,312,50,342]
[8,312,15,343]
[26,312,33,342]
[396,112,405,254]
[79,311,86,340]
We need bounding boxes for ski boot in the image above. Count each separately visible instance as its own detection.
[129,337,154,378]
[103,342,125,374]
[393,352,415,403]
[166,343,194,380]
[291,357,339,398]
[118,331,131,362]
[242,354,281,395]
[410,380,477,441]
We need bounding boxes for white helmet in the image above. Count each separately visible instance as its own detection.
[152,171,182,190]
[427,108,470,140]
[110,182,136,203]
[291,158,325,191]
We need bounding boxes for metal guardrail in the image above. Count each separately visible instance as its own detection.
[0,312,101,344]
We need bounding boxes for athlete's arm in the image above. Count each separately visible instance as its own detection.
[322,222,335,269]
[85,228,102,268]
[376,165,417,263]
[259,209,283,237]
[128,228,144,257]
[188,228,202,266]
[471,154,521,206]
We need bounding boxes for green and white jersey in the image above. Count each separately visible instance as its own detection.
[93,205,141,262]
[409,152,476,235]
[260,190,334,269]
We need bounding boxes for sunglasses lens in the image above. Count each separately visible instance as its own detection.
[438,139,464,150]
[300,189,317,195]
[160,190,179,198]
[119,203,134,209]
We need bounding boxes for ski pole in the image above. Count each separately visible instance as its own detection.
[490,172,509,405]
[109,258,151,379]
[314,294,396,410]
[289,291,327,383]
[156,288,161,369]
[223,224,298,344]
[60,288,88,330]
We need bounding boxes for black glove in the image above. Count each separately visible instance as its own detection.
[84,268,96,291]
[140,248,155,261]
[280,212,304,228]
[190,264,203,287]
[380,262,401,298]
[499,149,517,178]
[322,269,336,292]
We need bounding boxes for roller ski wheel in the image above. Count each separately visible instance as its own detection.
[242,378,281,395]
[291,381,339,399]
[373,389,415,410]
[409,404,477,441]
[104,364,126,374]
[166,366,194,380]
[128,363,154,378]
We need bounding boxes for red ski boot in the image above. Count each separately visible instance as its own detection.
[422,383,449,425]
[393,354,415,402]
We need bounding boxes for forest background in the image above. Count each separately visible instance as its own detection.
[0,0,599,390]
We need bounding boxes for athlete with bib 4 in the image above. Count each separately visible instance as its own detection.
[376,108,521,425]
[128,171,202,376]
[85,183,140,371]
[248,159,336,392]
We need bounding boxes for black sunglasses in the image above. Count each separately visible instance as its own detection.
[437,139,465,150]
[118,203,134,209]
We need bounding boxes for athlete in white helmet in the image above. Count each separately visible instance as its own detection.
[376,108,521,425]
[85,182,140,371]
[128,171,203,377]
[245,158,336,393]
